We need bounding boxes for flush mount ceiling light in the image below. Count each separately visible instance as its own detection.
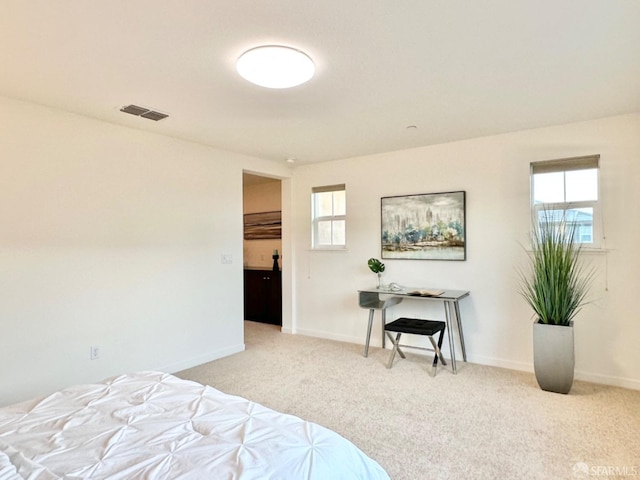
[236,45,315,89]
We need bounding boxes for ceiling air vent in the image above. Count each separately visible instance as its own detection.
[120,104,169,121]
[140,110,168,121]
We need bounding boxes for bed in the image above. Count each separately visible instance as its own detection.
[0,371,389,479]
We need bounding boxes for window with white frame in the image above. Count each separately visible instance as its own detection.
[530,155,600,247]
[311,184,346,249]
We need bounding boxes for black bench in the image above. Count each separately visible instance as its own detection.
[385,317,447,376]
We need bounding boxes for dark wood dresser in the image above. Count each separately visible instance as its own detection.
[243,269,282,325]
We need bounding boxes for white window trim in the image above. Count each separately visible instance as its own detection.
[531,200,601,247]
[311,184,347,250]
[312,214,347,250]
[530,154,603,250]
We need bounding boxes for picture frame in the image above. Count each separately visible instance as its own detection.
[243,211,282,240]
[381,191,466,260]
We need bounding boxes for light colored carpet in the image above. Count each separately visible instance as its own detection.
[178,321,640,480]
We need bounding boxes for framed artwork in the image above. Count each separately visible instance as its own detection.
[243,211,281,240]
[381,191,466,260]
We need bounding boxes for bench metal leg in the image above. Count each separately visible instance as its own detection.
[430,327,447,367]
[385,331,406,358]
[386,333,403,368]
[427,329,447,376]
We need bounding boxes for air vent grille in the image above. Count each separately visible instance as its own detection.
[141,110,169,121]
[120,104,168,121]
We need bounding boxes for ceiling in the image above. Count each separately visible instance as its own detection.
[2,1,639,165]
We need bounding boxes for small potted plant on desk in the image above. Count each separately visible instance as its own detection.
[519,207,594,394]
[368,258,385,289]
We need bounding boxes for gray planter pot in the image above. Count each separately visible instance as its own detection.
[532,321,575,394]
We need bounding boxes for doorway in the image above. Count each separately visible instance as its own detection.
[242,173,282,326]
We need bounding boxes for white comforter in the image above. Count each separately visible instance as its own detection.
[0,372,389,480]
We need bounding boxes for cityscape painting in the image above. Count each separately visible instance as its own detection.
[381,191,466,260]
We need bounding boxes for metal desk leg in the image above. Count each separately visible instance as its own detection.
[444,301,457,373]
[363,308,375,357]
[453,300,467,362]
[381,308,387,349]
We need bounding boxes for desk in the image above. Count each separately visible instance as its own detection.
[358,287,470,373]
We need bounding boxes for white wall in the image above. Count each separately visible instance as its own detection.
[2,96,637,404]
[0,96,291,406]
[290,114,640,390]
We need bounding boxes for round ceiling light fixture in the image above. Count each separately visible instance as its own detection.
[236,45,315,89]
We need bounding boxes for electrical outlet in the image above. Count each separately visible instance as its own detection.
[221,254,233,264]
[90,346,100,360]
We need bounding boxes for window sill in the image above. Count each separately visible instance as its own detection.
[523,247,608,255]
[578,247,608,255]
[310,247,349,253]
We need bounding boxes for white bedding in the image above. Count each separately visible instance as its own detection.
[0,372,389,480]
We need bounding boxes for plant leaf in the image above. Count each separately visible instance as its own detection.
[518,206,594,326]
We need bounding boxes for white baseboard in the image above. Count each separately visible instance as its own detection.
[162,343,245,374]
[291,328,640,391]
[573,369,640,391]
[468,354,640,390]
[293,327,359,344]
[466,354,533,373]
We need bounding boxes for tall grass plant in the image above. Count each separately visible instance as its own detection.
[519,207,594,326]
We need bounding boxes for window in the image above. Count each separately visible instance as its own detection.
[311,184,346,249]
[530,155,600,247]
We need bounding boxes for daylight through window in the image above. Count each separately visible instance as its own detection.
[530,155,600,246]
[311,184,346,249]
